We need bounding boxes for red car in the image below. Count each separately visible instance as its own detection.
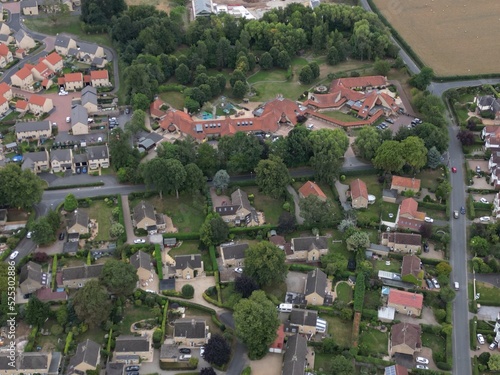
[451,167,457,173]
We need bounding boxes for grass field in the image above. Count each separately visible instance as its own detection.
[372,0,500,76]
[168,241,200,256]
[335,282,353,304]
[322,315,352,348]
[470,281,500,303]
[358,328,388,356]
[160,91,187,110]
[321,110,360,122]
[125,0,172,13]
[87,202,113,241]
[422,332,446,364]
[243,186,284,226]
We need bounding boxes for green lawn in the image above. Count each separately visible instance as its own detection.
[130,193,205,233]
[243,186,284,226]
[471,281,500,303]
[380,202,399,222]
[372,258,401,274]
[358,328,388,356]
[422,332,446,364]
[322,315,352,348]
[341,174,384,225]
[220,283,242,309]
[416,168,446,192]
[248,69,287,84]
[363,288,382,310]
[329,230,351,260]
[320,110,360,122]
[120,306,158,334]
[87,201,114,241]
[335,282,353,304]
[159,91,185,110]
[315,354,332,373]
[24,15,112,47]
[168,241,200,256]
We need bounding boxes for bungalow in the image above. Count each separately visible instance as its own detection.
[0,44,12,68]
[401,255,423,283]
[21,150,50,173]
[28,94,54,115]
[66,209,89,235]
[390,176,421,194]
[215,188,255,225]
[304,268,329,306]
[41,52,63,72]
[390,322,421,356]
[15,29,35,50]
[281,334,308,375]
[285,309,318,336]
[19,261,43,295]
[396,198,426,232]
[90,69,110,87]
[81,85,98,113]
[113,334,153,363]
[67,339,101,375]
[11,65,34,90]
[289,235,328,262]
[71,104,89,135]
[192,0,213,18]
[387,289,423,317]
[173,318,208,346]
[87,145,110,169]
[220,243,248,267]
[21,0,39,15]
[54,35,77,56]
[350,178,369,209]
[15,120,51,141]
[130,250,153,281]
[61,264,104,288]
[298,181,327,201]
[174,254,203,279]
[0,82,13,100]
[51,148,73,173]
[380,232,422,253]
[64,72,84,91]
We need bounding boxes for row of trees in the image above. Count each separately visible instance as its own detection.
[0,164,44,210]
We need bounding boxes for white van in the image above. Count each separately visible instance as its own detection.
[454,282,459,291]
[277,303,293,313]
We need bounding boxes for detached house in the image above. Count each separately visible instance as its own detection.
[173,318,208,346]
[19,261,43,295]
[86,145,109,169]
[15,120,51,141]
[130,250,153,281]
[390,322,422,356]
[304,268,330,306]
[113,334,153,363]
[15,29,35,50]
[67,339,101,375]
[11,65,34,90]
[71,104,89,135]
[289,235,328,262]
[220,243,248,267]
[381,232,422,253]
[63,72,84,91]
[61,264,104,288]
[31,61,53,82]
[132,200,165,233]
[390,176,421,194]
[66,209,89,235]
[18,352,51,374]
[401,255,423,283]
[0,23,10,36]
[54,34,77,56]
[41,52,63,72]
[350,178,369,209]
[21,0,39,15]
[475,95,500,119]
[0,82,13,100]
[0,44,12,68]
[28,94,53,114]
[298,181,327,201]
[174,254,203,279]
[51,148,73,173]
[81,85,98,113]
[285,309,318,336]
[281,334,308,375]
[90,69,110,87]
[387,289,423,317]
[215,188,256,225]
[21,150,50,173]
[396,198,426,232]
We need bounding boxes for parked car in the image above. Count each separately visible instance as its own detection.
[179,354,192,361]
[179,348,191,354]
[386,118,394,124]
[235,267,243,274]
[200,346,205,357]
[431,278,440,289]
[125,107,130,114]
[27,231,32,239]
[9,251,19,260]
[76,167,81,174]
[66,117,71,123]
[125,366,139,372]
[480,198,489,204]
[477,334,486,345]
[127,372,139,375]
[425,279,434,289]
[489,341,498,350]
[82,167,87,174]
[423,243,429,252]
[480,216,491,222]
[134,239,146,244]
[307,124,314,130]
[453,210,459,219]
[59,232,65,240]
[476,166,481,173]
[416,365,429,370]
[416,357,429,365]
[424,217,434,223]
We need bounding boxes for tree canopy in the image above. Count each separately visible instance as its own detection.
[255,156,290,199]
[299,195,337,229]
[0,164,44,210]
[200,213,229,247]
[100,259,138,296]
[244,241,287,287]
[202,334,231,367]
[73,280,111,328]
[309,128,349,183]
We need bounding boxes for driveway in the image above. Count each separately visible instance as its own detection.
[334,181,351,211]
[121,195,137,244]
[285,185,304,225]
[342,136,371,169]
[396,306,439,326]
[173,275,223,313]
[285,271,307,294]
[249,353,283,375]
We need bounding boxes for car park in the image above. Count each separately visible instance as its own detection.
[480,198,489,204]
[453,210,459,219]
[477,334,485,345]
[179,348,191,354]
[416,365,429,370]
[424,217,433,223]
[480,216,491,222]
[134,239,146,244]
[9,251,19,260]
[416,357,429,365]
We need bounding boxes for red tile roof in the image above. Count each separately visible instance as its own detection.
[64,72,83,82]
[397,217,424,232]
[269,324,285,350]
[330,75,387,90]
[298,181,327,200]
[401,255,422,278]
[394,365,409,375]
[388,289,423,310]
[36,287,67,302]
[391,176,421,191]
[29,94,47,107]
[57,77,65,85]
[84,75,91,83]
[305,109,383,128]
[16,100,28,109]
[32,61,50,75]
[399,198,425,220]
[90,69,108,80]
[382,232,421,246]
[350,178,368,199]
[0,43,9,57]
[0,96,6,105]
[0,82,10,97]
[43,51,62,66]
[150,98,167,118]
[14,66,32,80]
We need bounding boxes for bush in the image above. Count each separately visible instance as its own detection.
[288,263,317,272]
[353,273,365,312]
[182,284,195,298]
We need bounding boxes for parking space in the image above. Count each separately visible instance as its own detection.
[285,271,307,294]
[389,114,419,132]
[467,160,489,174]
[471,193,496,204]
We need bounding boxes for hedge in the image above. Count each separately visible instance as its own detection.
[51,255,57,289]
[45,182,105,190]
[355,355,394,367]
[161,300,169,337]
[353,273,365,312]
[288,263,317,272]
[418,201,447,211]
[209,246,218,272]
[341,167,376,176]
[228,180,258,188]
[166,298,217,315]
[116,194,127,245]
[389,252,447,266]
[445,302,452,324]
[470,317,478,350]
[203,292,226,309]
[159,362,197,371]
[241,366,252,375]
[64,331,73,355]
[229,224,277,235]
[162,290,192,299]
[154,244,163,279]
[475,298,500,307]
[163,232,199,240]
[107,328,113,353]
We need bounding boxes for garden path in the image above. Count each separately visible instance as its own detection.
[286,185,304,225]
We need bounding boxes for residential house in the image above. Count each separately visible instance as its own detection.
[0,82,13,100]
[63,241,79,255]
[401,255,423,283]
[389,322,421,356]
[41,52,63,72]
[215,188,255,225]
[73,153,88,171]
[86,145,109,169]
[350,178,369,209]
[71,104,89,135]
[173,318,208,346]
[31,61,53,81]
[18,352,51,374]
[130,250,153,281]
[0,44,12,69]
[76,42,105,62]
[19,261,43,295]
[281,334,308,375]
[220,243,248,267]
[54,35,77,56]
[0,6,4,22]
[298,181,327,201]
[81,85,98,113]
[113,334,153,363]
[0,96,7,116]
[15,29,35,50]
[21,150,50,173]
[482,126,500,141]
[66,209,89,235]
[67,339,101,375]
[90,69,110,87]
[269,234,291,253]
[493,192,500,218]
[51,148,73,173]
[289,235,328,262]
[174,254,203,279]
[387,289,423,317]
[21,0,39,15]
[390,176,421,194]
[15,99,28,113]
[192,0,213,18]
[132,200,160,232]
[29,94,53,114]
[385,365,409,375]
[63,72,84,91]
[396,198,426,232]
[15,48,26,59]
[0,23,9,36]
[381,232,422,253]
[159,345,178,363]
[0,355,17,375]
[15,120,51,141]
[285,309,318,336]
[475,95,500,119]
[61,264,103,288]
[304,268,329,306]
[106,362,125,375]
[11,65,34,90]
[0,34,12,45]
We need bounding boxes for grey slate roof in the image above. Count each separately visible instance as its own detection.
[63,241,79,254]
[87,145,108,160]
[193,0,213,15]
[292,236,328,252]
[289,309,317,327]
[0,35,10,43]
[231,188,252,211]
[66,209,89,229]
[48,351,62,375]
[130,250,152,272]
[81,85,97,105]
[15,29,30,44]
[55,34,72,49]
[0,355,10,370]
[74,153,88,164]
[19,352,49,370]
[68,339,101,372]
[305,268,327,299]
[282,334,308,375]
[21,0,38,8]
[71,104,88,126]
[174,319,206,339]
[146,132,163,143]
[106,362,125,375]
[19,261,42,285]
[24,151,49,163]
[114,335,150,353]
[51,148,72,163]
[15,120,51,133]
[78,42,99,55]
[160,344,177,360]
[133,200,155,223]
[61,264,103,282]
[221,243,248,260]
[368,243,390,253]
[159,278,175,291]
[175,254,202,270]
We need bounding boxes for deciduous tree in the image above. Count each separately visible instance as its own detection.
[110,223,125,239]
[329,355,354,375]
[235,274,259,298]
[203,334,231,366]
[255,156,290,199]
[64,194,78,212]
[457,130,475,146]
[373,140,404,174]
[196,143,219,177]
[373,59,391,76]
[25,297,50,327]
[73,280,111,328]
[0,164,44,210]
[183,163,205,193]
[401,136,427,173]
[354,126,382,160]
[200,213,229,247]
[409,67,434,90]
[244,242,287,287]
[435,180,451,203]
[299,195,336,229]
[100,259,138,296]
[213,170,230,191]
[346,230,370,252]
[125,109,146,135]
[309,128,349,183]
[31,218,56,245]
[277,211,296,234]
[259,52,273,70]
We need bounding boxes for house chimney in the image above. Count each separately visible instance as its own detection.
[316,233,319,240]
[191,319,196,327]
[191,254,195,261]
